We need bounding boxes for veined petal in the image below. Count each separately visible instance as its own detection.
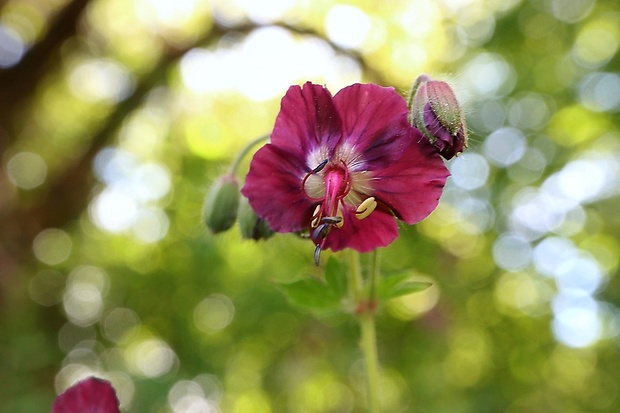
[369,128,450,225]
[321,206,399,252]
[242,144,315,232]
[270,82,342,158]
[333,83,411,171]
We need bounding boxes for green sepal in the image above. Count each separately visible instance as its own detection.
[426,80,462,136]
[238,196,274,240]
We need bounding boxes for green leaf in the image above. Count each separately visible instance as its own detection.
[275,277,340,314]
[376,272,432,301]
[388,281,433,298]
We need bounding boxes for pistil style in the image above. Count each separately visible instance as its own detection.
[304,162,356,264]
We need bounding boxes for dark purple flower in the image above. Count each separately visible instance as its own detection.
[242,82,449,261]
[52,377,120,413]
[409,74,467,160]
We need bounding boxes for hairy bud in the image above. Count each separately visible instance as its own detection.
[409,74,467,159]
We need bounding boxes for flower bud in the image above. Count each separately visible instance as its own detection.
[409,74,467,160]
[237,196,274,240]
[203,174,240,233]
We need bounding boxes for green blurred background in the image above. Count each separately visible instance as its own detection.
[1,0,619,412]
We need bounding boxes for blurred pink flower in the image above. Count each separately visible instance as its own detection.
[242,82,449,261]
[53,377,120,413]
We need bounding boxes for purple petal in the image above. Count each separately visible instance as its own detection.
[270,82,342,158]
[423,104,464,160]
[424,104,452,150]
[370,128,450,225]
[52,377,120,413]
[242,144,315,233]
[333,84,411,170]
[321,206,399,252]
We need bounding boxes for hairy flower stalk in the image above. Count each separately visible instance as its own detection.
[242,82,449,264]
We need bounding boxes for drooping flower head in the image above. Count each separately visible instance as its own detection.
[242,82,449,263]
[203,174,240,233]
[408,74,468,160]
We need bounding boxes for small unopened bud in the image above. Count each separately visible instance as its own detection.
[238,196,274,240]
[203,175,240,233]
[409,74,467,160]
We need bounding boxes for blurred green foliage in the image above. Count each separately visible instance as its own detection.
[0,0,619,412]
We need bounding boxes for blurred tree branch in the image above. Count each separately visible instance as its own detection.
[0,0,91,144]
[0,0,92,291]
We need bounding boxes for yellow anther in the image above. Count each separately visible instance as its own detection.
[335,208,344,228]
[311,205,321,228]
[355,197,377,220]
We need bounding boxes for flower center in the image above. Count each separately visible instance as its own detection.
[302,159,378,265]
[301,161,348,264]
[302,162,350,226]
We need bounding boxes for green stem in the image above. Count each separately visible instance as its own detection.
[360,310,381,413]
[228,134,269,175]
[348,249,363,302]
[348,250,381,413]
[368,248,381,304]
[406,76,423,125]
